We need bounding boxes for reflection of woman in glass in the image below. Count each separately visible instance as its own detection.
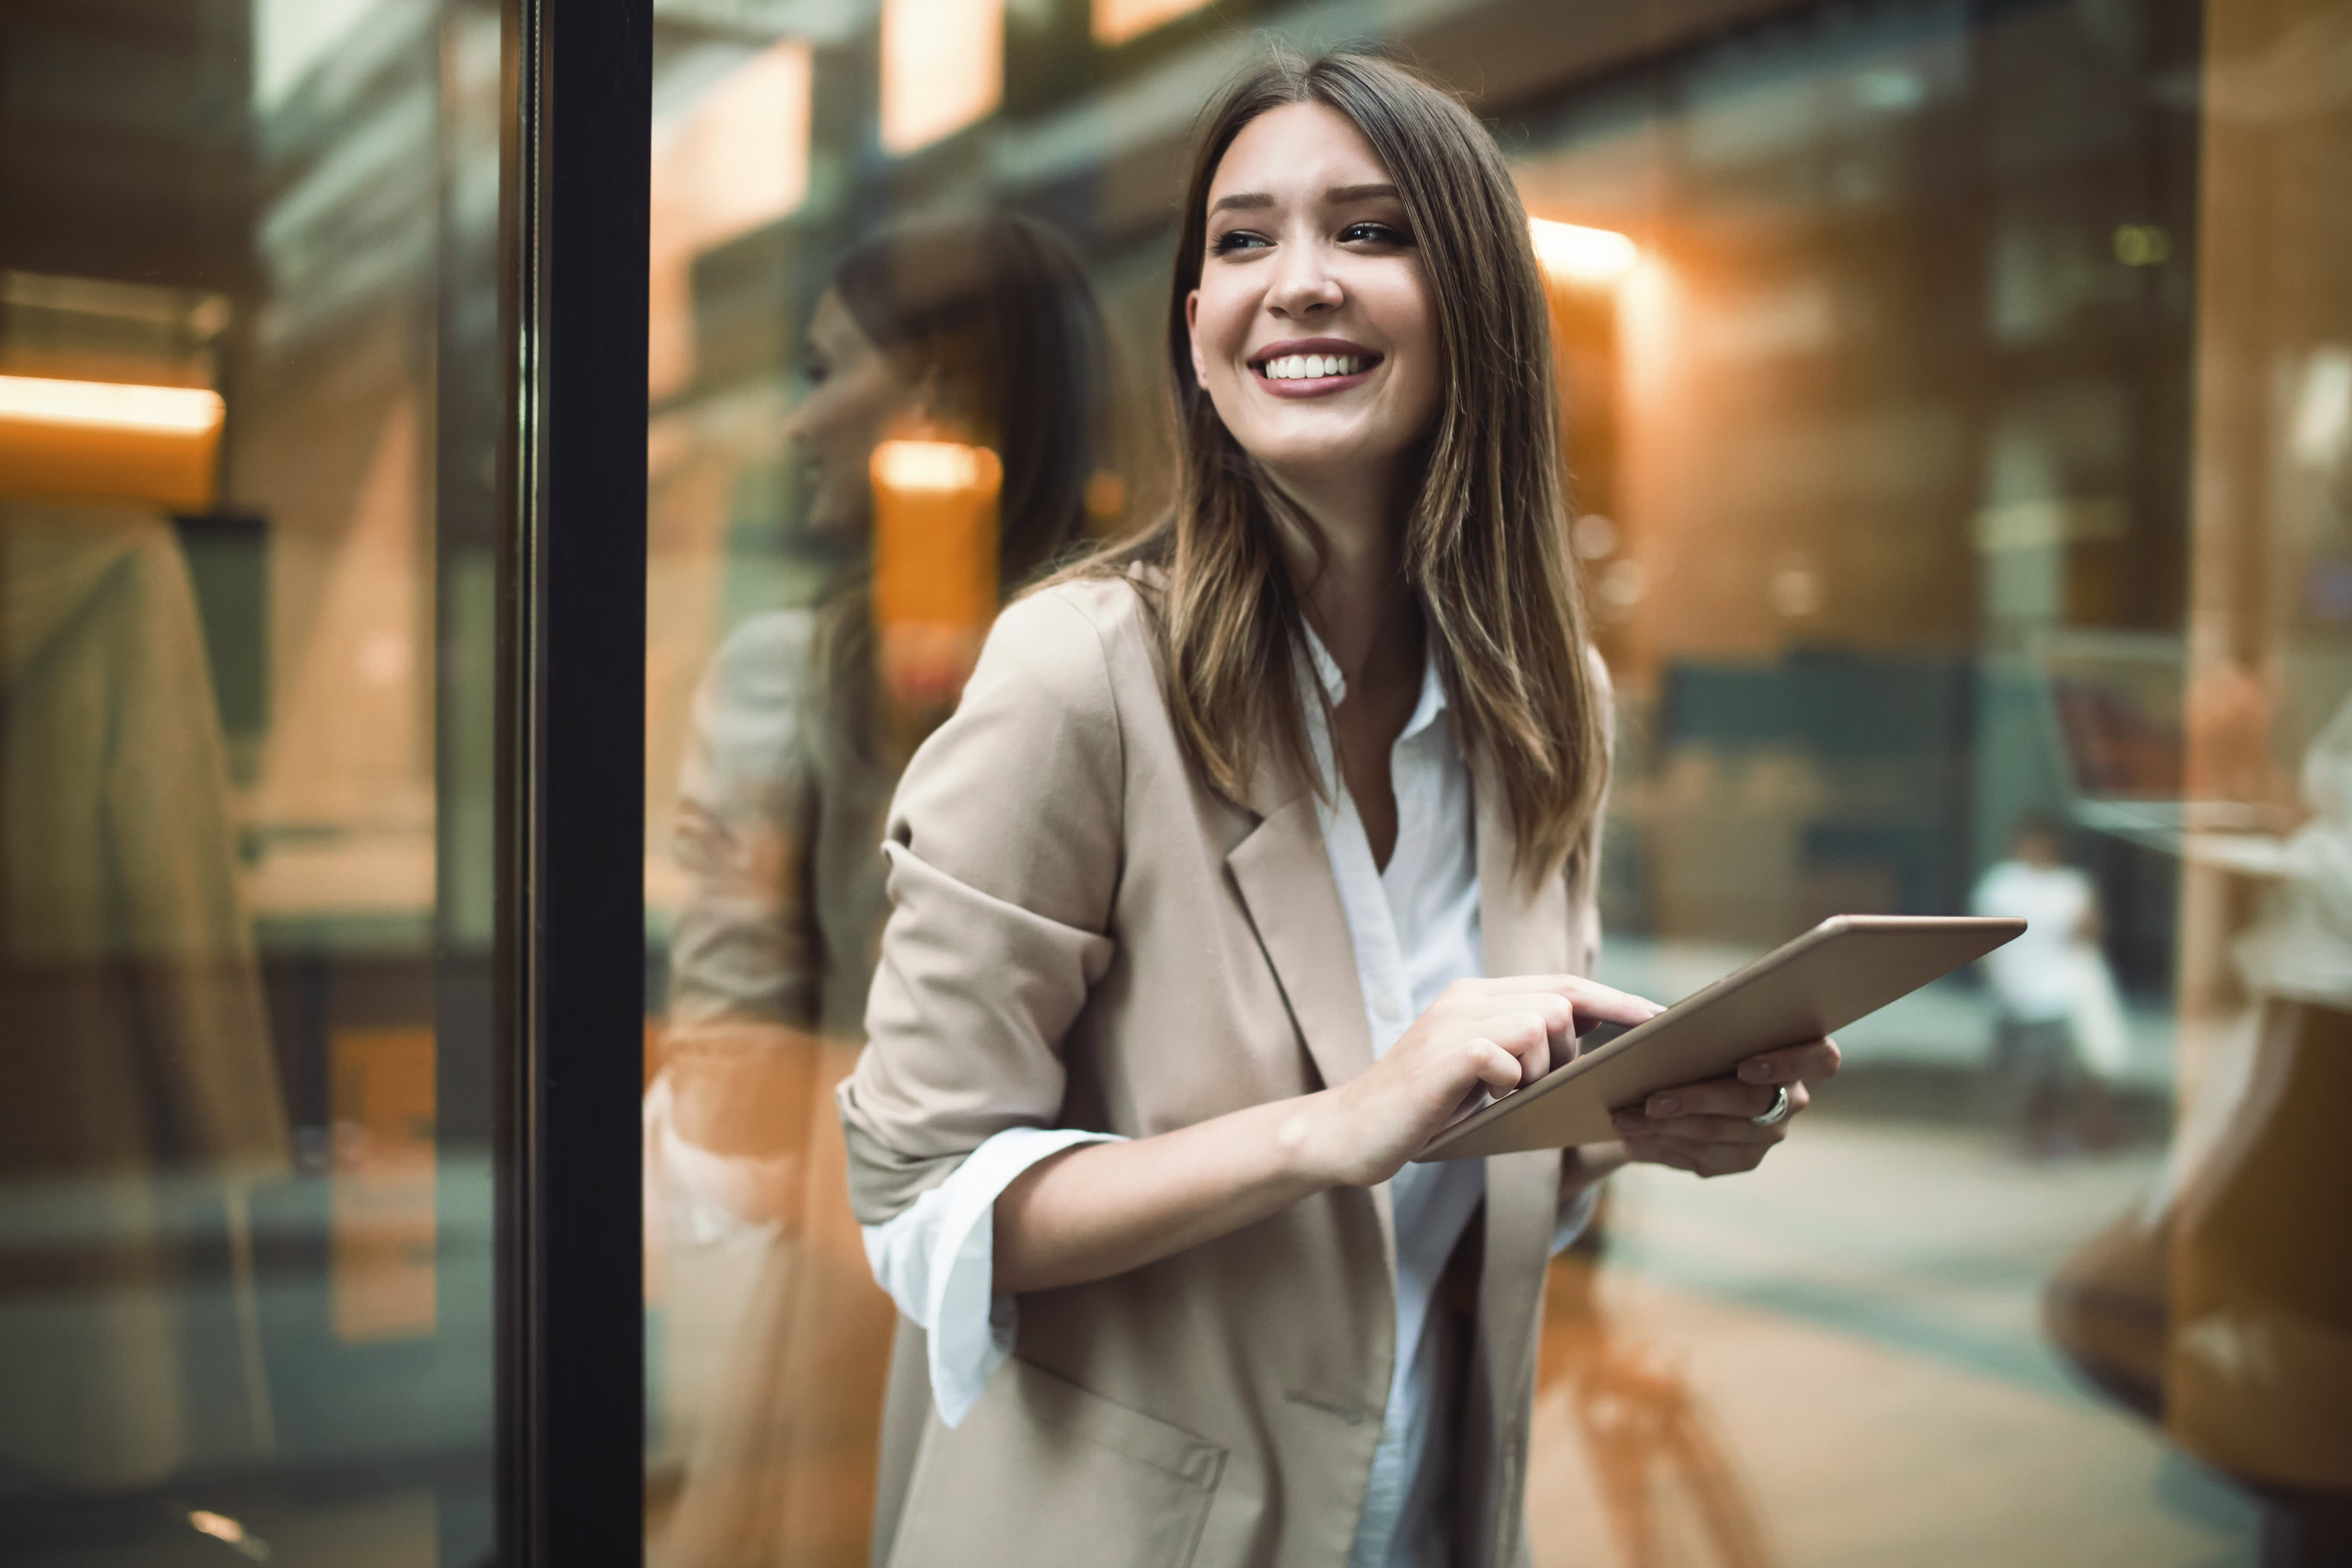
[841,54,1837,1568]
[651,213,1108,1568]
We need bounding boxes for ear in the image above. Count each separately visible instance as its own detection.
[1185,289,1208,386]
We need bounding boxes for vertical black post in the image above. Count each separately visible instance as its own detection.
[499,0,649,1563]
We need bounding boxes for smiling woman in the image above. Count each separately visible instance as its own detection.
[833,49,1837,1568]
[1192,130,1438,487]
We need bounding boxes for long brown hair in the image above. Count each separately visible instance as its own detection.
[1082,50,1606,887]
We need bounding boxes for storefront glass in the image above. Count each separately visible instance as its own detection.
[1,2,507,1562]
[640,1,2347,1564]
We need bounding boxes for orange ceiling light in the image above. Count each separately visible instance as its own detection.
[870,439,1002,714]
[1529,218,1638,287]
[880,0,1003,155]
[1093,0,1211,46]
[0,374,225,509]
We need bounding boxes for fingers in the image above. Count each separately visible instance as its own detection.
[1479,992,1578,1048]
[1611,1075,1812,1143]
[1631,1077,1798,1122]
[1472,1011,1555,1091]
[1468,975,1665,1032]
[1606,1042,1834,1181]
[1464,1037,1524,1096]
[1621,1132,1772,1179]
[1737,1037,1840,1086]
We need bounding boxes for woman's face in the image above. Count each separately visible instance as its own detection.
[1186,101,1441,496]
[784,287,907,541]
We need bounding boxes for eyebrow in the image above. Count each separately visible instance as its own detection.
[1207,182,1401,215]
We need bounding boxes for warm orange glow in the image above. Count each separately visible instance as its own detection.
[330,1028,437,1343]
[649,40,813,398]
[1092,0,1211,46]
[0,374,223,434]
[0,374,223,507]
[1529,218,1638,286]
[871,440,1002,712]
[186,1512,256,1550]
[650,40,811,251]
[871,438,999,494]
[880,0,1003,155]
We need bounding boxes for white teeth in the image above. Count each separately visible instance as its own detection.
[1260,353,1365,380]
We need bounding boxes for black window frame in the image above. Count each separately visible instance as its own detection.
[496,1,652,1562]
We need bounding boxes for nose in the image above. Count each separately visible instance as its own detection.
[1267,239,1342,319]
[780,385,824,445]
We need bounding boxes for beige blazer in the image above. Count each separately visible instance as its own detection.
[838,574,1601,1568]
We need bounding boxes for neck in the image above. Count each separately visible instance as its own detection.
[1262,457,1419,692]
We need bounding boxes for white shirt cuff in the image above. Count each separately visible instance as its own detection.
[860,1125,1125,1427]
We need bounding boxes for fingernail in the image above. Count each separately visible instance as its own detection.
[1648,1094,1679,1116]
[1739,1061,1772,1083]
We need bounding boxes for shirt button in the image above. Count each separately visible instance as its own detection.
[1378,992,1406,1022]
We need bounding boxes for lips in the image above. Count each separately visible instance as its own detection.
[1247,337,1381,393]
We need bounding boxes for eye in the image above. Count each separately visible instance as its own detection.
[1212,229,1271,255]
[1340,220,1408,246]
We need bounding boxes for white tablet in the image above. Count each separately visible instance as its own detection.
[1414,914,2025,1161]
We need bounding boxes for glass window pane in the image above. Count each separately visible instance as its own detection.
[1,1,505,1562]
[644,1,2347,1563]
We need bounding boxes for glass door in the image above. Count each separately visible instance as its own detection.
[0,1,511,1562]
[0,2,656,1563]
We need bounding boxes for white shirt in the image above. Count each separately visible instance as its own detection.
[860,628,1595,1568]
[1970,860,2094,1021]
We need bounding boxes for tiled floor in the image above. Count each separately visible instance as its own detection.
[1525,1118,2261,1568]
[3,1096,2267,1567]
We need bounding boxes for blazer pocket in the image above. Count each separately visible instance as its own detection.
[888,1357,1227,1568]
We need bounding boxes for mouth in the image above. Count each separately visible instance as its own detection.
[1248,339,1381,395]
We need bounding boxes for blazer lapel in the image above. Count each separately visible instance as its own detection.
[1227,787,1374,1094]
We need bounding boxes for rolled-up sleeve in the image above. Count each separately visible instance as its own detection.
[862,1124,1124,1425]
[838,589,1125,1219]
[837,588,1129,1421]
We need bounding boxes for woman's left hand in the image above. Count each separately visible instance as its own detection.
[1606,1036,1842,1178]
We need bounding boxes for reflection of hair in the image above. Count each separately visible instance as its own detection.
[820,213,1109,760]
[1081,50,1606,886]
[833,212,1107,586]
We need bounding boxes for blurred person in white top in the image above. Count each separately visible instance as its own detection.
[1971,811,2109,1156]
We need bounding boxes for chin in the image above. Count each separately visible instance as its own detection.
[1245,427,1405,477]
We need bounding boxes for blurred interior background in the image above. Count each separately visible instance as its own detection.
[2,0,2345,1564]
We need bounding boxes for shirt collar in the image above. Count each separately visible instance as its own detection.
[1297,621,1449,740]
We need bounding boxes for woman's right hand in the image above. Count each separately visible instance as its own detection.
[1287,975,1664,1188]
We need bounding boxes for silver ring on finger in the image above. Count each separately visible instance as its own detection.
[1750,1085,1792,1126]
